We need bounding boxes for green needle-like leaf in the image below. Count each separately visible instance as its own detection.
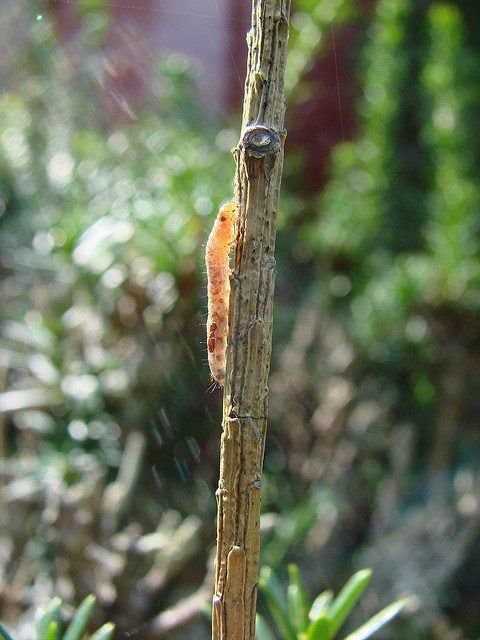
[327,569,373,637]
[287,564,310,632]
[309,591,334,621]
[260,569,297,640]
[63,595,96,640]
[0,621,15,640]
[288,582,307,633]
[341,598,409,640]
[37,597,62,640]
[45,620,59,640]
[306,612,331,640]
[89,622,116,640]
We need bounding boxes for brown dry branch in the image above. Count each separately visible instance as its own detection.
[212,2,291,640]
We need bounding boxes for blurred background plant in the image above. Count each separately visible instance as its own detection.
[1,0,480,638]
[0,595,115,640]
[1,595,114,640]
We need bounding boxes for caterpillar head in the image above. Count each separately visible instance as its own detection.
[218,201,238,225]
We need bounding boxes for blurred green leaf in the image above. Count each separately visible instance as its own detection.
[0,622,15,640]
[306,612,331,640]
[342,598,409,640]
[309,591,334,622]
[36,597,62,640]
[287,564,310,632]
[327,569,372,637]
[63,595,96,640]
[45,620,60,640]
[259,568,297,640]
[88,623,116,640]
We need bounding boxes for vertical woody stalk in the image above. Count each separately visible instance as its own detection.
[212,2,291,640]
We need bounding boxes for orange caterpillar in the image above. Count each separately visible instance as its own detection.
[205,201,238,386]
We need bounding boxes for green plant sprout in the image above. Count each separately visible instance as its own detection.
[257,565,410,640]
[0,596,114,640]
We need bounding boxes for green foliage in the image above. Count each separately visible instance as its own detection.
[297,0,480,449]
[286,0,353,99]
[0,623,14,640]
[310,0,411,259]
[0,596,114,640]
[347,0,479,347]
[0,6,235,469]
[421,3,480,304]
[258,566,408,640]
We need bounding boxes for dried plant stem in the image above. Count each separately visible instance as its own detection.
[212,2,291,639]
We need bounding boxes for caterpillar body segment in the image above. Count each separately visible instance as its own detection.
[205,201,238,386]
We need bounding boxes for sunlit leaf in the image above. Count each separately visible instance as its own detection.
[63,595,96,640]
[309,591,334,621]
[45,620,60,640]
[0,389,62,413]
[89,622,116,640]
[36,597,62,640]
[327,569,372,637]
[342,598,410,640]
[306,612,331,640]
